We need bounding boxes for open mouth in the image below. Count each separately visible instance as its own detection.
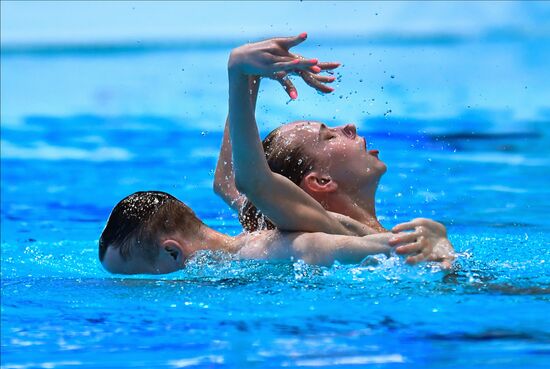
[368,149,380,158]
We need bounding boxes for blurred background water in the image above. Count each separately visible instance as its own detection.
[1,1,550,368]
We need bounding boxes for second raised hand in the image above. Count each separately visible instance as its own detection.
[228,33,340,99]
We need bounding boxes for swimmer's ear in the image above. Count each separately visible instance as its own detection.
[161,239,185,263]
[303,173,338,193]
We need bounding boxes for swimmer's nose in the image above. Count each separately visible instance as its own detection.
[342,124,357,139]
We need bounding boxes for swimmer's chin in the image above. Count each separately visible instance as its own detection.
[366,163,387,176]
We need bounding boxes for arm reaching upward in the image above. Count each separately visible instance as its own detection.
[227,34,349,235]
[215,62,339,215]
[214,76,261,211]
[213,116,243,211]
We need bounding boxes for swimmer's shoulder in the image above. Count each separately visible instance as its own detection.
[233,229,289,259]
[233,229,283,259]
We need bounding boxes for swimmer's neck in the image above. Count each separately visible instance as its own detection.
[194,226,239,254]
[323,188,386,233]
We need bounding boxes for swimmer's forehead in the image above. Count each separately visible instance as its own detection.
[279,121,324,134]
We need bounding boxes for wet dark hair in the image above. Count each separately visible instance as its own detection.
[99,191,203,262]
[239,124,317,232]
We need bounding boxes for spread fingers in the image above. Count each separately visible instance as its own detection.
[299,71,334,93]
[276,77,298,99]
[389,232,418,246]
[395,241,423,255]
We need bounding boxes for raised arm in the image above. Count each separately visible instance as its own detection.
[214,76,261,211]
[227,34,350,235]
[215,61,338,214]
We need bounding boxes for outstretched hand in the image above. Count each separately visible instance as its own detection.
[389,218,455,269]
[271,61,340,99]
[228,33,340,99]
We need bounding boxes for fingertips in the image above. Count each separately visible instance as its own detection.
[313,75,336,83]
[278,76,298,100]
[287,58,318,72]
[318,62,341,70]
[317,85,334,93]
[310,65,322,73]
[283,33,308,49]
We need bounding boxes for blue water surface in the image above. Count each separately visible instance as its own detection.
[1,34,550,368]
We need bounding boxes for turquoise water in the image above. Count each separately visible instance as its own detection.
[2,36,550,368]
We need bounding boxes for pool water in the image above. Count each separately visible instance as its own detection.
[2,35,550,368]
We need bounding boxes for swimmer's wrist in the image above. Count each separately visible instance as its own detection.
[228,48,247,75]
[228,64,248,81]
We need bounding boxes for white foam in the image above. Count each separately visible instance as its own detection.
[0,140,132,161]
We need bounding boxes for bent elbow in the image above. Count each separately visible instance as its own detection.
[234,177,252,196]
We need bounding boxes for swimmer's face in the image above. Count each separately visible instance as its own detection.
[101,240,186,275]
[280,121,386,190]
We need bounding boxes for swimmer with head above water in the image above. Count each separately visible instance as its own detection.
[216,33,455,268]
[99,34,454,275]
[100,191,395,274]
